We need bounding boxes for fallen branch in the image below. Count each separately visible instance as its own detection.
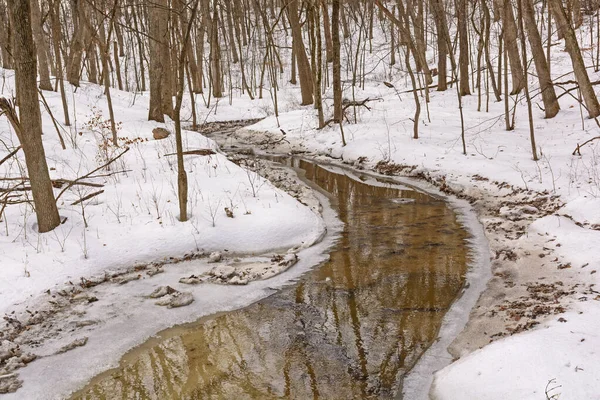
[163,149,216,157]
[55,147,130,202]
[553,79,600,86]
[86,169,132,179]
[71,190,104,206]
[572,136,600,155]
[321,98,381,128]
[263,136,290,146]
[0,177,103,188]
[342,97,381,112]
[52,179,104,189]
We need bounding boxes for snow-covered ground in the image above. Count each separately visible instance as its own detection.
[0,70,333,396]
[0,72,325,317]
[197,23,600,400]
[3,9,600,400]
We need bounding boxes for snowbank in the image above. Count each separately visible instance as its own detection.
[0,71,325,319]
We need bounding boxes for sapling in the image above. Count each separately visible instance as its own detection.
[79,227,89,260]
[107,191,124,223]
[52,226,73,252]
[205,197,222,227]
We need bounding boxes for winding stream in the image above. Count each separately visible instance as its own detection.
[72,158,469,399]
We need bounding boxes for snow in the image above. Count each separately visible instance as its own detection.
[2,6,600,400]
[431,306,600,400]
[215,20,600,400]
[431,214,600,400]
[0,72,325,320]
[2,189,341,400]
[0,69,331,397]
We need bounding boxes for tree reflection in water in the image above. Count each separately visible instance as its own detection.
[73,160,468,400]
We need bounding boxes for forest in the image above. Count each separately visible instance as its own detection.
[1,0,600,398]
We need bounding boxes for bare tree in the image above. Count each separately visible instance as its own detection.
[288,0,314,105]
[6,0,60,233]
[550,0,600,117]
[523,0,560,118]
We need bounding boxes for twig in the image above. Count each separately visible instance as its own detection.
[0,146,21,167]
[573,135,600,155]
[55,148,130,202]
[38,89,67,150]
[71,190,104,206]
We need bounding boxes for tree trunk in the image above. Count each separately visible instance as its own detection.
[523,0,560,118]
[430,0,447,91]
[288,0,314,105]
[550,0,600,117]
[67,0,85,87]
[0,3,13,69]
[148,0,167,122]
[49,0,70,126]
[457,0,471,95]
[321,0,333,63]
[332,0,342,121]
[497,0,525,94]
[9,0,61,233]
[173,0,200,222]
[210,2,223,98]
[30,0,52,91]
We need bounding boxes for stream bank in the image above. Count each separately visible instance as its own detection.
[72,154,473,399]
[204,121,589,399]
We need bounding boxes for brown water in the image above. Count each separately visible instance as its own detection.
[72,159,468,400]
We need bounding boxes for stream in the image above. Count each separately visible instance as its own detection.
[72,158,469,399]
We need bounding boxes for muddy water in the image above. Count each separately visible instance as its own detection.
[72,159,468,400]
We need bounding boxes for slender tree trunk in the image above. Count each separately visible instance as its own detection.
[322,0,333,63]
[0,3,13,69]
[67,0,86,87]
[288,0,314,105]
[113,41,123,91]
[173,0,200,222]
[148,0,167,122]
[517,0,539,159]
[483,0,501,101]
[96,0,119,145]
[224,0,239,63]
[211,1,223,98]
[430,0,447,91]
[49,0,70,126]
[30,0,52,91]
[458,0,471,95]
[408,0,432,84]
[498,0,525,94]
[131,2,146,91]
[332,0,343,121]
[523,0,560,118]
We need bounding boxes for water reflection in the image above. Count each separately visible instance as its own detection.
[73,160,468,400]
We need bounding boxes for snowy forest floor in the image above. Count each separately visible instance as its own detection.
[215,62,600,398]
[195,22,600,398]
[3,17,600,400]
[0,72,338,398]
